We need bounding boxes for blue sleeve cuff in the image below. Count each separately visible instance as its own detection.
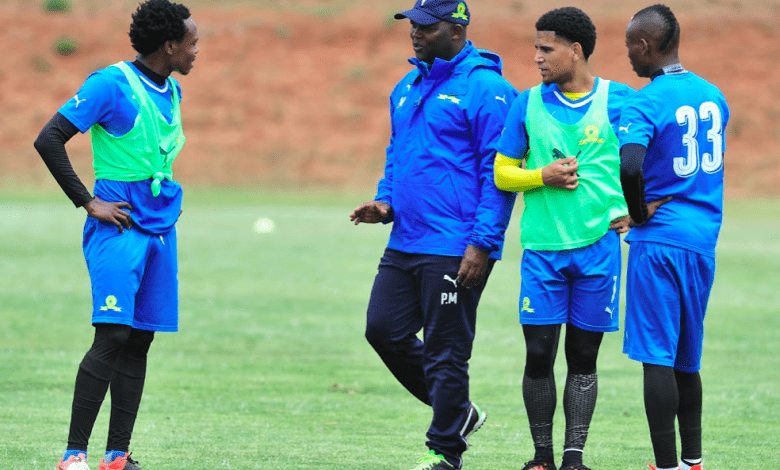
[375,198,394,224]
[468,236,495,254]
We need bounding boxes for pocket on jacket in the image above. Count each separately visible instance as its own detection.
[393,175,466,240]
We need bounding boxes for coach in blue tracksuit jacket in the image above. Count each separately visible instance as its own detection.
[349,1,517,468]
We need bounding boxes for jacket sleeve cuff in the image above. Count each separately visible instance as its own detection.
[375,198,394,224]
[468,236,495,254]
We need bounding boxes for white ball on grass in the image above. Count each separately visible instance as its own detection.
[254,218,275,233]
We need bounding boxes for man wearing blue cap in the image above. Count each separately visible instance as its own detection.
[350,1,517,469]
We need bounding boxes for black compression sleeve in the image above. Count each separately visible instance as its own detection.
[33,112,94,208]
[620,143,649,225]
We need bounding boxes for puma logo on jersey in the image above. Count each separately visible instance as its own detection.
[619,123,632,133]
[495,95,507,104]
[73,94,86,108]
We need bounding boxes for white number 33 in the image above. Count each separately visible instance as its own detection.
[674,101,724,177]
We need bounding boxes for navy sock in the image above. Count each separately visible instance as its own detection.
[561,449,583,467]
[534,446,555,464]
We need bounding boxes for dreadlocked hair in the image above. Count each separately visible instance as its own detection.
[634,4,680,52]
[535,7,597,59]
[129,0,191,55]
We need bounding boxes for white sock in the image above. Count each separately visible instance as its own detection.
[680,458,702,469]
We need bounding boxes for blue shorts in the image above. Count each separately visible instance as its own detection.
[519,230,621,332]
[83,217,179,332]
[623,241,715,373]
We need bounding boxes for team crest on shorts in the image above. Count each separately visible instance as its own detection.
[99,295,122,312]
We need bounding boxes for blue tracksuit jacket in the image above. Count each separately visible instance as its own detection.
[375,41,518,259]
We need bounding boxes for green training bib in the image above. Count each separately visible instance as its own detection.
[520,79,627,250]
[90,62,185,196]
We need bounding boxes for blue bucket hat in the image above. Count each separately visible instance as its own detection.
[394,0,471,26]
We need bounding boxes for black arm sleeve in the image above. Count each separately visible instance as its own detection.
[33,112,94,208]
[620,143,649,225]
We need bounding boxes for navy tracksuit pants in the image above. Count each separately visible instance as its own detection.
[365,248,494,468]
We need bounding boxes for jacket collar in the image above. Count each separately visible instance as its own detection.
[409,40,475,80]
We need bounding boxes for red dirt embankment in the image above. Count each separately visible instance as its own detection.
[2,2,778,197]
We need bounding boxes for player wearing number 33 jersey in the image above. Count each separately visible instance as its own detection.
[619,69,729,257]
[618,5,729,470]
[618,41,730,371]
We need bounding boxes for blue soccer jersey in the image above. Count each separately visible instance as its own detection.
[59,62,183,234]
[619,71,729,256]
[497,78,634,159]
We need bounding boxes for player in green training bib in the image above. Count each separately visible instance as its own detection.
[493,7,633,470]
[34,1,198,469]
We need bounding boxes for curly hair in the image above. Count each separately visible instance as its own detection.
[129,0,191,55]
[535,7,597,60]
[633,4,680,52]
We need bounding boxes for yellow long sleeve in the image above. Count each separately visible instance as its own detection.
[494,152,544,192]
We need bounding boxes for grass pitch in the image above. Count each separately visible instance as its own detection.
[0,193,777,469]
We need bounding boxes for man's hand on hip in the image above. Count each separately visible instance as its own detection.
[84,196,133,233]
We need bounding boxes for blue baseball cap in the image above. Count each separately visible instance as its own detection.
[394,0,471,26]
